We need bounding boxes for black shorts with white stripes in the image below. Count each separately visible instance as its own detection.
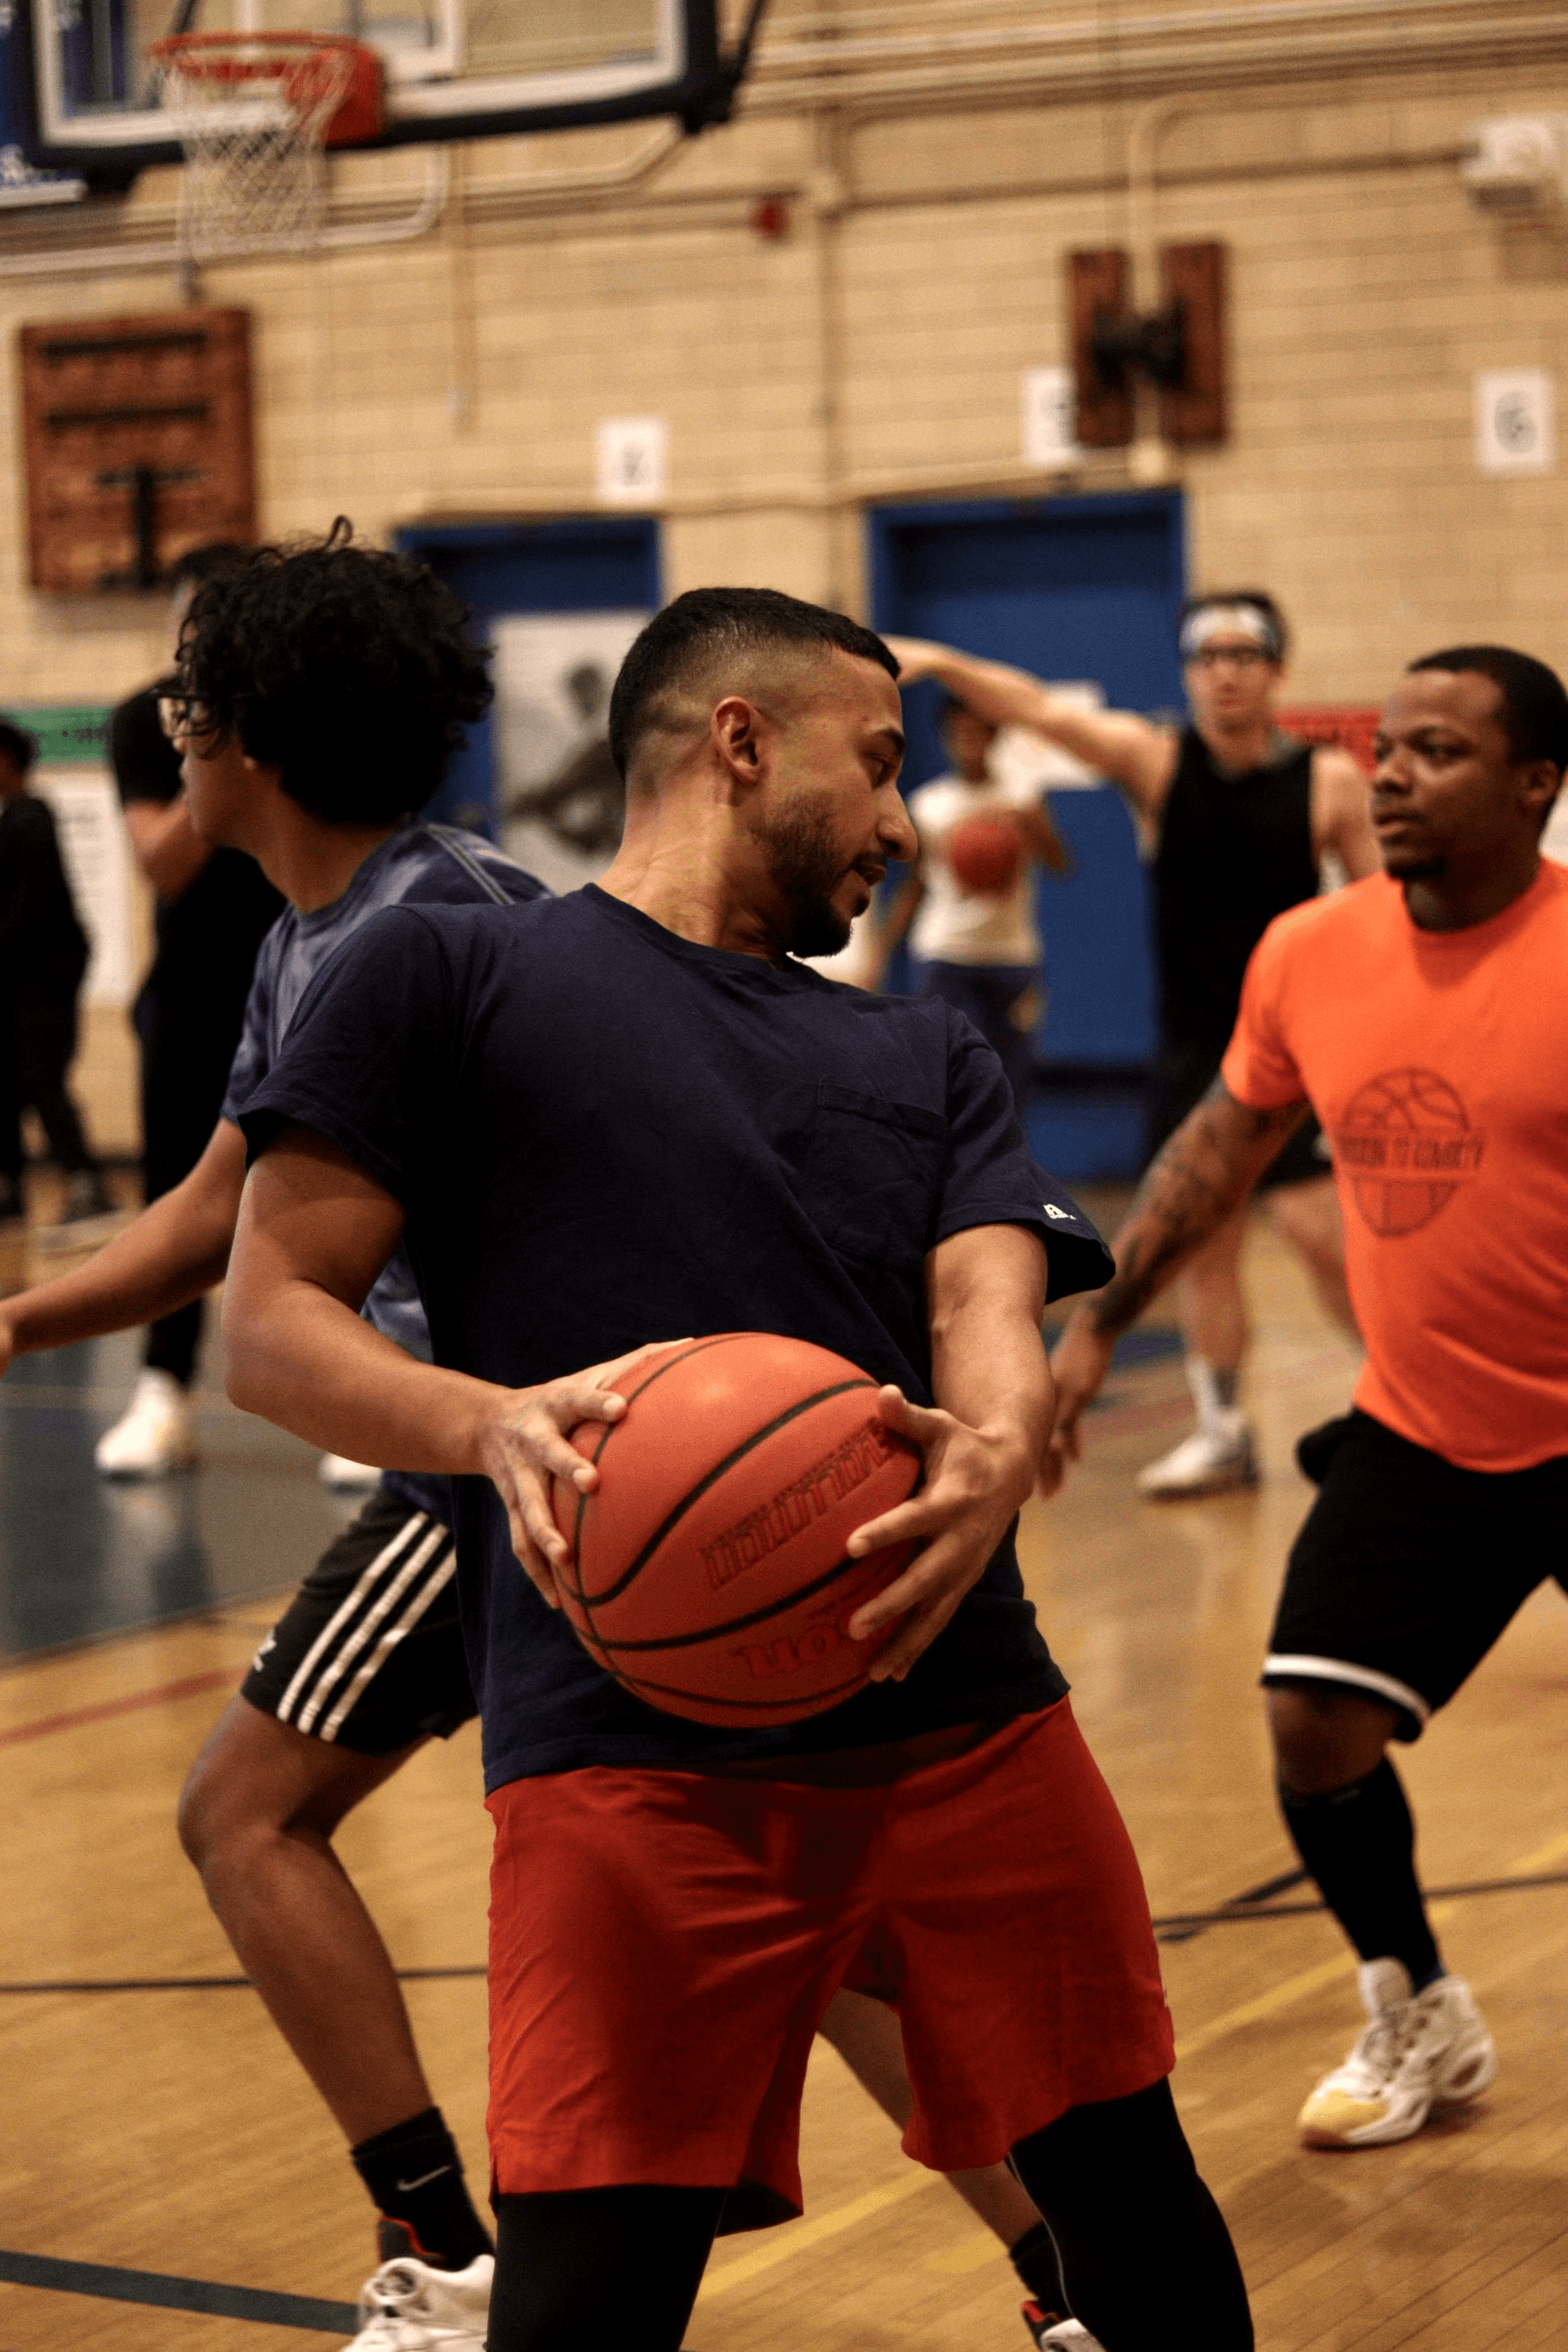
[242,1487,476,1755]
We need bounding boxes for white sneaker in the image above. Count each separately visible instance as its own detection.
[1137,1411,1258,1497]
[1298,1959,1497,2148]
[320,1453,383,1490]
[347,2252,492,2349]
[1023,2312,1105,2350]
[94,1369,198,1478]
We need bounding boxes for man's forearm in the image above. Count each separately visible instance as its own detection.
[224,1273,505,1473]
[4,1158,236,1356]
[1081,1084,1310,1340]
[927,1229,1051,1474]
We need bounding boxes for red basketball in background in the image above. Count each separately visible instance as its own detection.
[946,811,1023,894]
[551,1334,924,1727]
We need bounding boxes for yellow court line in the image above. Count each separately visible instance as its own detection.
[1508,1830,1568,1874]
[1173,1900,1457,2063]
[698,2166,942,2300]
[924,2227,1008,2276]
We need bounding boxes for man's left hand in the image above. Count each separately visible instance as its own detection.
[842,1385,1033,1682]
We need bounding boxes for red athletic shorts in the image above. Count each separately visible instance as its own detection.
[485,1698,1173,2217]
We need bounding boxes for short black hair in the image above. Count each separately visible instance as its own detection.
[1178,589,1289,663]
[176,520,493,825]
[169,540,250,590]
[0,718,37,775]
[608,587,898,782]
[1406,645,1568,776]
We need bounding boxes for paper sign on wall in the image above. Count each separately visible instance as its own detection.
[597,416,668,505]
[1021,366,1083,469]
[1474,368,1555,477]
[32,766,133,1007]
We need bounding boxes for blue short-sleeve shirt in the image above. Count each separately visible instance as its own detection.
[241,884,1112,1790]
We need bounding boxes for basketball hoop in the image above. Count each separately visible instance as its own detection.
[150,31,384,263]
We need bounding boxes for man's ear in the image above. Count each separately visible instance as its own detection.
[711,695,770,797]
[1520,758,1562,827]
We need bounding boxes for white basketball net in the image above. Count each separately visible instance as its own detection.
[155,38,350,263]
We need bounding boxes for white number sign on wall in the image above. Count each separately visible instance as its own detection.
[1021,366,1083,470]
[596,416,669,506]
[1474,368,1555,477]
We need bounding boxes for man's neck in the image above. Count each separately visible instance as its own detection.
[1196,713,1276,774]
[1401,846,1541,934]
[261,814,405,913]
[598,806,782,961]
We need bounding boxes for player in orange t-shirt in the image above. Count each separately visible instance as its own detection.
[1043,644,1568,2154]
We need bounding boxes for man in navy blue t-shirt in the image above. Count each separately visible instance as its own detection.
[229,588,1254,2352]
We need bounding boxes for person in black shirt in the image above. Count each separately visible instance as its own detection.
[96,543,285,1477]
[0,717,115,1233]
[887,595,1378,1497]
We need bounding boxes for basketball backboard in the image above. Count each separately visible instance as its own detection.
[10,0,754,187]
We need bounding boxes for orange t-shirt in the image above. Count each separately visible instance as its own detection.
[1222,862,1568,1472]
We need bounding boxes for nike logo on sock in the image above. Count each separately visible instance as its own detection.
[395,2166,454,2193]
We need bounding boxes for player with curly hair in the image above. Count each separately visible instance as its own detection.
[0,523,545,2345]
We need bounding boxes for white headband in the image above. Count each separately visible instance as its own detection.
[1180,604,1282,662]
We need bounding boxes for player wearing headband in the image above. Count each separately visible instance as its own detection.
[886,594,1378,1496]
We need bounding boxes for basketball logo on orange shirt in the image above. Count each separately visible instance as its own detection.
[1333,1069,1485,1236]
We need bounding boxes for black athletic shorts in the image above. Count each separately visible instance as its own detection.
[242,1487,476,1755]
[1146,1039,1329,1192]
[1262,1408,1568,1742]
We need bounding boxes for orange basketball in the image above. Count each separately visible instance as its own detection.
[946,812,1022,893]
[551,1334,924,1727]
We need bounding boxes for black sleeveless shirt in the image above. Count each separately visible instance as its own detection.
[1154,727,1317,1046]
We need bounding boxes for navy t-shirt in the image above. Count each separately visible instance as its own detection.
[241,884,1112,1791]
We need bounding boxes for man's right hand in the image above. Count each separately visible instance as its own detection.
[477,1340,689,1609]
[1039,1314,1116,1497]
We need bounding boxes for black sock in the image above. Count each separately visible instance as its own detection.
[1279,1758,1440,1986]
[350,2106,494,2270]
[1009,2218,1069,2318]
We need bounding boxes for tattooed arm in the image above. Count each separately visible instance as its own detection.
[1040,1080,1312,1493]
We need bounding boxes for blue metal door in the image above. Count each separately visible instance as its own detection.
[397,519,661,833]
[869,491,1185,1178]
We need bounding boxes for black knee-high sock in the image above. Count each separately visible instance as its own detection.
[1012,2079,1252,2350]
[1278,1758,1440,1987]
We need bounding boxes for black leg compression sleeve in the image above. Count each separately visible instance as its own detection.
[1011,2078,1253,2350]
[488,2186,725,2352]
[1279,1757,1439,1984]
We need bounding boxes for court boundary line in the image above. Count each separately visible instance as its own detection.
[4,1871,1563,1997]
[0,1666,244,1747]
[0,2246,357,2333]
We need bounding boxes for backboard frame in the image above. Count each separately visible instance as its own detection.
[9,0,741,190]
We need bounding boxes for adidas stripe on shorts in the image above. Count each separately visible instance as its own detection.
[242,1487,477,1754]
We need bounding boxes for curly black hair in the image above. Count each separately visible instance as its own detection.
[174,519,493,825]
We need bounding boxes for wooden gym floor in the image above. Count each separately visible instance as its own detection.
[0,1201,1563,2350]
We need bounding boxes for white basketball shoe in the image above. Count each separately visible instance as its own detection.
[347,2249,492,2349]
[1298,1958,1497,2148]
[1022,2311,1105,2350]
[94,1369,198,1477]
[1137,1410,1258,1498]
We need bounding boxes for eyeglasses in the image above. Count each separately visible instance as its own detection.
[1185,645,1272,670]
[157,695,222,749]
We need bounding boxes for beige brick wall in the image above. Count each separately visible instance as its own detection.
[5,49,1563,1136]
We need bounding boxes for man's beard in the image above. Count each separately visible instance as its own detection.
[760,800,855,958]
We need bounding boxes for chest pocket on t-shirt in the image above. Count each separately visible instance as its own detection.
[792,1082,947,1270]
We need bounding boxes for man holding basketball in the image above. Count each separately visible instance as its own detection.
[224,586,1254,2351]
[1045,645,1568,2153]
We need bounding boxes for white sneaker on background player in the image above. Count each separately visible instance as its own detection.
[1023,2310,1105,2350]
[347,2249,492,2350]
[1298,1959,1497,2148]
[1137,1410,1258,1498]
[93,1367,198,1476]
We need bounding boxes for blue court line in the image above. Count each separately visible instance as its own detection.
[0,2247,358,2332]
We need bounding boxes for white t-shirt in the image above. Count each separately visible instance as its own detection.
[908,772,1045,967]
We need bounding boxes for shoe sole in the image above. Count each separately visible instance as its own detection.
[1138,1469,1260,1500]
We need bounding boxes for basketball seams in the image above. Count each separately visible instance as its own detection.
[575,1376,878,1613]
[563,1334,745,1592]
[591,1543,909,1654]
[610,1663,873,1719]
